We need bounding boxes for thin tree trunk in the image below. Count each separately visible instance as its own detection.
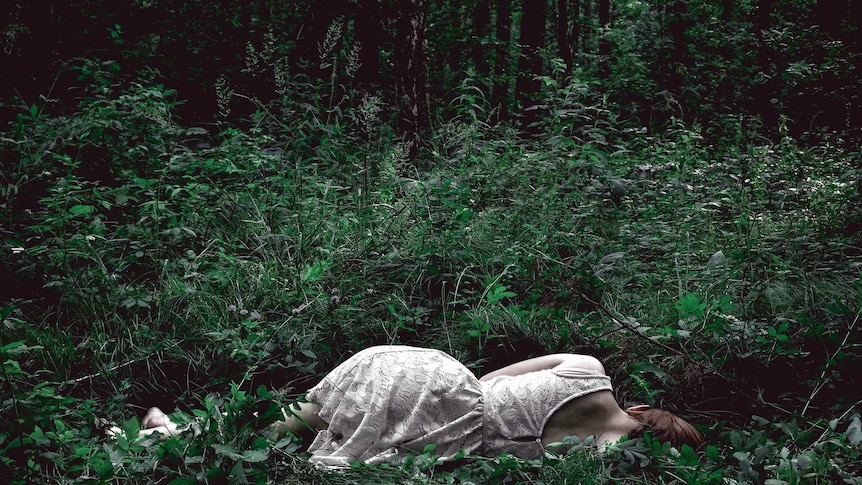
[583,0,592,52]
[492,0,512,121]
[557,0,572,74]
[572,0,581,55]
[394,0,427,158]
[754,0,772,70]
[448,18,463,76]
[722,0,734,22]
[815,0,847,37]
[353,0,382,86]
[667,0,689,90]
[752,0,776,127]
[515,0,548,130]
[757,0,772,33]
[472,0,491,77]
[598,0,610,78]
[852,0,862,47]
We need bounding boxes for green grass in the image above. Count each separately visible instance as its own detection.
[1,61,861,484]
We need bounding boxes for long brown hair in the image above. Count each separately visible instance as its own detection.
[626,408,704,449]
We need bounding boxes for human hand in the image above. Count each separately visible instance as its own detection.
[104,407,184,441]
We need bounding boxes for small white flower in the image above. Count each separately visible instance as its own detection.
[11,247,25,254]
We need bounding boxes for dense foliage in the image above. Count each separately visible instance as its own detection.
[1,0,861,483]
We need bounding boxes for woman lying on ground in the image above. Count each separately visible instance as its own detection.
[121,345,703,468]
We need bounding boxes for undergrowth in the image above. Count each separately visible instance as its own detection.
[2,47,861,484]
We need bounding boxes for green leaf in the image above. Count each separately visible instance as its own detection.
[30,426,46,442]
[486,284,517,305]
[302,260,331,283]
[705,444,720,462]
[212,443,243,460]
[91,451,114,478]
[203,467,226,481]
[825,299,852,316]
[240,449,268,463]
[256,385,273,399]
[717,295,736,313]
[629,361,668,380]
[122,417,140,439]
[676,293,706,319]
[1,341,25,355]
[456,207,474,222]
[0,305,13,322]
[3,359,22,376]
[733,451,750,462]
[69,205,95,216]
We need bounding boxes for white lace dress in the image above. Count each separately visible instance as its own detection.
[305,346,613,468]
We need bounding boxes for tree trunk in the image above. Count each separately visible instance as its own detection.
[598,0,610,78]
[752,0,776,128]
[492,0,512,121]
[515,0,548,130]
[394,0,427,157]
[557,0,572,74]
[757,0,771,33]
[583,0,592,53]
[472,0,491,77]
[815,0,848,37]
[448,16,464,76]
[572,0,581,55]
[851,0,862,47]
[667,0,689,90]
[754,0,772,69]
[722,0,734,22]
[353,0,382,86]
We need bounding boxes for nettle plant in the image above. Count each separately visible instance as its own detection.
[722,413,862,484]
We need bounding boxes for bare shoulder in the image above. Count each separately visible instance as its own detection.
[480,353,607,381]
[552,354,607,375]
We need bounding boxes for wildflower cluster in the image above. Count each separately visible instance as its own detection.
[228,304,261,322]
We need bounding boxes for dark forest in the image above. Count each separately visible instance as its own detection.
[1,1,861,483]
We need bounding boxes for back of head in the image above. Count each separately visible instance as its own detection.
[627,408,704,449]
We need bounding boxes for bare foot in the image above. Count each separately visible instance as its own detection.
[141,407,171,429]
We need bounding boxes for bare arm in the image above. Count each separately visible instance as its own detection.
[108,403,328,443]
[271,401,327,438]
[479,354,606,381]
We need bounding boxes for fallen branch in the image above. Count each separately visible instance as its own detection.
[578,292,720,377]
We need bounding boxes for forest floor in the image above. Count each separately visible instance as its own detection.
[2,73,861,483]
